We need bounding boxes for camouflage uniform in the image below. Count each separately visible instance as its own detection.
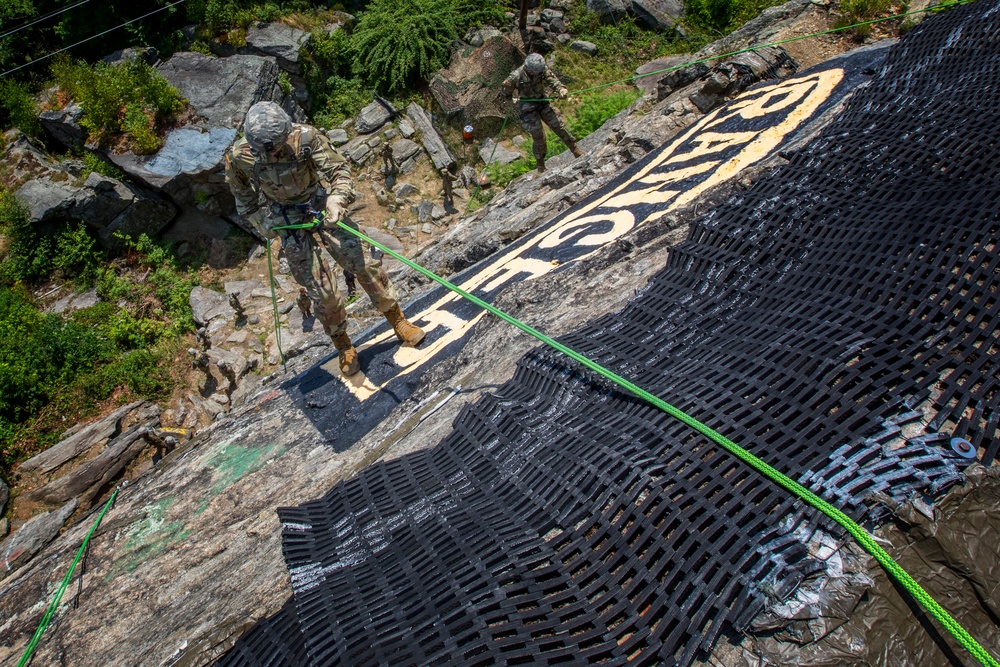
[502,60,578,166]
[225,124,398,338]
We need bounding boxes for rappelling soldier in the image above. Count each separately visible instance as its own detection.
[224,102,425,376]
[502,53,582,173]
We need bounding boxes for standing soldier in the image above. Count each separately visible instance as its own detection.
[380,142,398,177]
[502,53,582,174]
[296,287,313,319]
[225,102,425,377]
[440,167,457,207]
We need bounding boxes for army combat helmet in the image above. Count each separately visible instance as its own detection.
[244,101,292,156]
[524,53,546,76]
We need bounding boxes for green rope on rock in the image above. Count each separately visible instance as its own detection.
[336,221,999,667]
[18,487,120,667]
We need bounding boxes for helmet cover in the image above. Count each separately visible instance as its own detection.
[244,101,292,154]
[524,53,546,75]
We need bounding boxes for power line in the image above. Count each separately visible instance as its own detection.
[0,0,94,42]
[0,0,187,78]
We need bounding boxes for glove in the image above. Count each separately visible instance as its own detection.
[512,96,520,105]
[324,197,344,224]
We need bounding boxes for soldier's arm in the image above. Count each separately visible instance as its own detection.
[309,131,356,207]
[502,69,520,97]
[545,70,568,98]
[224,149,260,216]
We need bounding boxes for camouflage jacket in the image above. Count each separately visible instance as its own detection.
[225,124,355,221]
[502,65,567,102]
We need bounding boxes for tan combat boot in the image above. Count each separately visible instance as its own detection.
[568,140,583,158]
[385,304,425,346]
[332,332,360,376]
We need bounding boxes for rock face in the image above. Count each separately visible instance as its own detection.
[634,55,691,97]
[405,103,457,171]
[1,133,177,249]
[0,500,78,581]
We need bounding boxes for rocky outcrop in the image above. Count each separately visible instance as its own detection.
[20,413,161,511]
[37,102,86,149]
[241,22,311,75]
[405,103,457,171]
[18,401,157,480]
[1,133,177,249]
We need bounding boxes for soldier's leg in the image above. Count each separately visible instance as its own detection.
[539,103,581,156]
[279,229,347,337]
[520,105,548,169]
[317,219,424,345]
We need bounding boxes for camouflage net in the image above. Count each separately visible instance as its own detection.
[429,35,525,126]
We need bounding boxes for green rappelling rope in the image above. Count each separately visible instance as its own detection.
[334,220,999,667]
[18,487,120,667]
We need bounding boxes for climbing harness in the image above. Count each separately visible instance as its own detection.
[334,221,1000,667]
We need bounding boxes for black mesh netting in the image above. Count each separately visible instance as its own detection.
[219,3,1000,665]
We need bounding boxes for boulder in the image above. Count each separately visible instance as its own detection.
[46,288,100,315]
[571,40,598,56]
[157,52,284,129]
[398,119,416,139]
[341,136,373,165]
[686,46,797,113]
[391,138,421,164]
[190,286,236,326]
[632,0,685,31]
[355,98,397,134]
[98,52,300,221]
[586,0,629,22]
[0,500,78,581]
[242,22,311,74]
[326,128,349,145]
[393,182,419,199]
[479,138,523,166]
[38,102,86,149]
[405,103,456,171]
[102,46,158,66]
[464,25,503,47]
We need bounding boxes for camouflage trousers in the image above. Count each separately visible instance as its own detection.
[278,217,398,338]
[518,102,576,164]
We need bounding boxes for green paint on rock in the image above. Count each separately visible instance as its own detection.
[192,440,289,514]
[106,498,193,580]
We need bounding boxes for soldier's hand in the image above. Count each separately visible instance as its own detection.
[512,96,520,105]
[325,197,344,224]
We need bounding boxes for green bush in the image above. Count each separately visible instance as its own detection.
[313,76,371,127]
[0,79,42,136]
[568,89,639,139]
[0,189,53,283]
[0,286,111,424]
[685,0,787,34]
[50,56,185,151]
[836,0,893,37]
[53,222,103,285]
[350,0,460,93]
[79,151,128,181]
